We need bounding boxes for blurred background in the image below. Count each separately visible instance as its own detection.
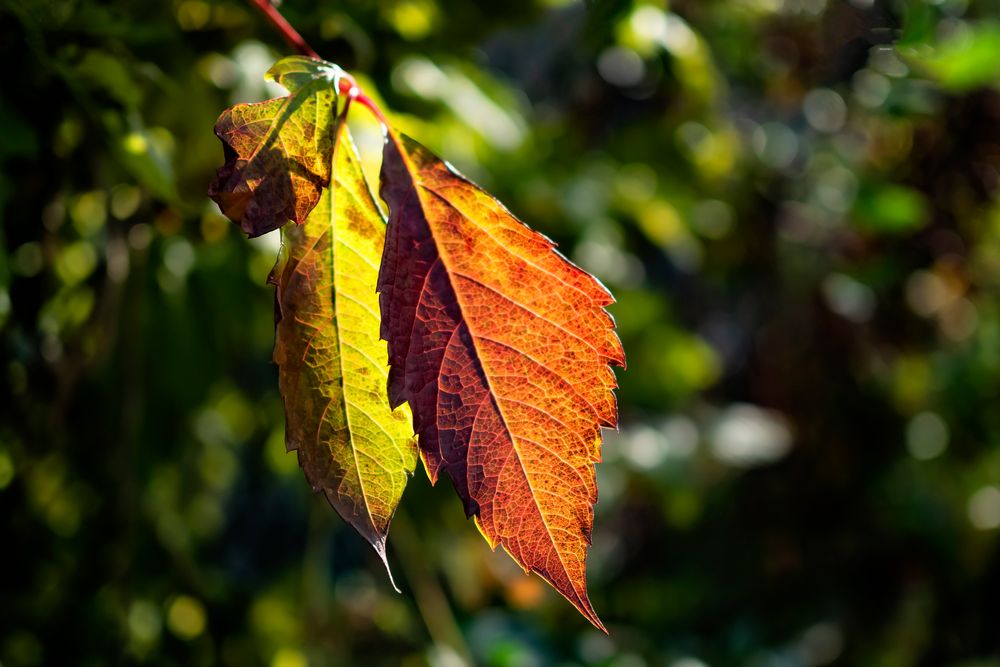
[2,0,1000,665]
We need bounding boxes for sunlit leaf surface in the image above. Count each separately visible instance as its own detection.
[270,123,417,583]
[378,131,625,630]
[209,56,342,237]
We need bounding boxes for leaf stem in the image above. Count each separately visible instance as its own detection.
[354,92,389,127]
[245,0,389,130]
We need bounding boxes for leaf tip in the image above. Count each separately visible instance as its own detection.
[569,587,608,635]
[473,515,499,551]
[372,537,403,594]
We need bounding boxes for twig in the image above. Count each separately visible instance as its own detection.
[246,0,319,60]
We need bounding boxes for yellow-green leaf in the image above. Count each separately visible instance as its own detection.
[270,123,417,585]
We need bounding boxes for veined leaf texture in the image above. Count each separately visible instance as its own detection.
[378,132,625,631]
[209,57,343,237]
[270,121,416,585]
[210,56,624,630]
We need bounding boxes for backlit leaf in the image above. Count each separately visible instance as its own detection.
[270,121,417,584]
[378,131,625,630]
[209,56,342,237]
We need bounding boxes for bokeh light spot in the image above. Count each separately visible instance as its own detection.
[166,596,207,640]
[270,648,308,667]
[0,449,14,490]
[598,46,646,87]
[803,89,847,133]
[968,486,1000,530]
[906,412,949,460]
[128,600,162,645]
[711,404,792,468]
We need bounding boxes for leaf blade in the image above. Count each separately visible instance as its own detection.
[378,132,624,629]
[208,56,342,237]
[272,125,417,583]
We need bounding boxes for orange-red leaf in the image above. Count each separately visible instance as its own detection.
[377,131,625,630]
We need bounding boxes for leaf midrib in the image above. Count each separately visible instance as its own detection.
[401,149,592,614]
[329,138,382,544]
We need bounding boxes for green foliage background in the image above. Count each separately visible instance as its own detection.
[2,0,999,665]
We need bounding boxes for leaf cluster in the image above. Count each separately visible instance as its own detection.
[208,54,624,630]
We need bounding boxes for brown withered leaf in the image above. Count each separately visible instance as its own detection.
[209,56,342,237]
